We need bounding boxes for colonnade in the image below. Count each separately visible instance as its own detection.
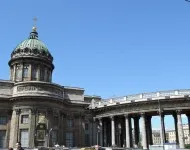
[95,110,187,149]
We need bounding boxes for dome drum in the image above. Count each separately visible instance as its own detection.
[9,28,54,83]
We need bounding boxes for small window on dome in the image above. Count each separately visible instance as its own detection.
[40,67,45,81]
[23,64,29,81]
[15,64,22,81]
[32,65,38,81]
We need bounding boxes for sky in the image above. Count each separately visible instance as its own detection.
[1,0,190,129]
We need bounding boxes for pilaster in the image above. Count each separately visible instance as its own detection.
[9,108,20,147]
[29,108,36,148]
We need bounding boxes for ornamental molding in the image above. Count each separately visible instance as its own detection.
[13,84,63,99]
[11,47,53,62]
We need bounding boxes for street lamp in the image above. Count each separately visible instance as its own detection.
[118,123,121,147]
[48,128,53,147]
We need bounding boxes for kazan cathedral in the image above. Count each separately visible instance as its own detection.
[0,26,100,148]
[1,25,189,150]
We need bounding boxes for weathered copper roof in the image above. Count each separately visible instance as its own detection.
[10,27,53,62]
[15,28,49,55]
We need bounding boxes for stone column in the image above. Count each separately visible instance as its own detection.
[20,63,23,81]
[13,65,16,81]
[141,113,147,150]
[125,114,130,148]
[29,108,36,148]
[146,116,153,146]
[29,64,32,80]
[159,112,166,145]
[129,117,133,147]
[103,120,107,146]
[133,116,140,147]
[110,116,115,146]
[177,110,185,148]
[37,66,40,81]
[186,113,190,142]
[173,112,179,144]
[99,118,103,146]
[9,109,20,148]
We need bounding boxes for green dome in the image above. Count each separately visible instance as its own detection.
[15,38,49,54]
[11,28,53,62]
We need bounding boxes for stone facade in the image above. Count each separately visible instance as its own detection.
[1,26,190,149]
[0,27,99,148]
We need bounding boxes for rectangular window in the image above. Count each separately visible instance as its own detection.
[32,65,38,81]
[0,130,6,148]
[85,123,89,130]
[23,64,29,78]
[20,129,29,147]
[40,68,44,81]
[16,64,22,81]
[0,116,7,125]
[21,115,29,124]
[66,132,73,147]
[67,119,73,128]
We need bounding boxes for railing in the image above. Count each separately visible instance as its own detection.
[90,89,190,108]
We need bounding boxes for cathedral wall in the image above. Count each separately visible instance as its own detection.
[0,81,13,98]
[64,87,84,101]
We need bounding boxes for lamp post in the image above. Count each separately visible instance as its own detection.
[118,123,121,147]
[48,128,53,147]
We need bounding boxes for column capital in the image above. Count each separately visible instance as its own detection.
[93,117,96,122]
[157,109,164,115]
[124,113,129,118]
[98,117,102,121]
[109,115,115,120]
[98,118,103,124]
[14,108,21,115]
[140,112,145,117]
[176,109,182,115]
[30,108,37,115]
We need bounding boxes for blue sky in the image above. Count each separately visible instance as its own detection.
[1,0,190,129]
